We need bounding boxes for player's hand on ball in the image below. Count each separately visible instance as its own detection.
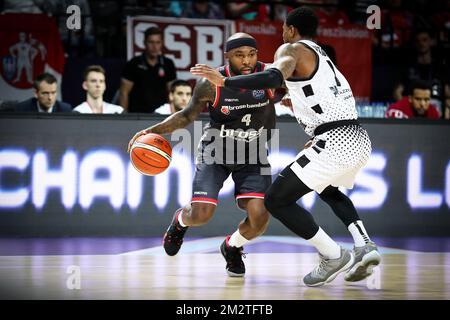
[127,128,151,153]
[190,64,225,87]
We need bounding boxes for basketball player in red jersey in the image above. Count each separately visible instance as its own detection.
[128,33,276,277]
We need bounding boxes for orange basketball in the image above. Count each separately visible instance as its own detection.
[130,133,172,176]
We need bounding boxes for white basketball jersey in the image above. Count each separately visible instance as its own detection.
[284,40,357,136]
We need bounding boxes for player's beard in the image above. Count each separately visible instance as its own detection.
[229,64,255,76]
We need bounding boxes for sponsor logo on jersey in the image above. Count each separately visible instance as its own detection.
[223,100,270,112]
[219,124,264,142]
[329,86,351,97]
[330,86,339,97]
[252,89,265,99]
[224,98,239,102]
[221,105,230,115]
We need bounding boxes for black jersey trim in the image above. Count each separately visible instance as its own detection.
[285,41,319,82]
[225,65,231,77]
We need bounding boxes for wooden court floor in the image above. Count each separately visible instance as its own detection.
[1,250,449,300]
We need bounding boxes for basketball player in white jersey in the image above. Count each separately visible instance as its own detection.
[192,7,381,287]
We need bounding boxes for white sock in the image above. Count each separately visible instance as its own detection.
[228,230,249,248]
[308,227,341,259]
[177,209,188,227]
[348,220,370,247]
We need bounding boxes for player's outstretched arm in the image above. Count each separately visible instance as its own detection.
[127,78,214,152]
[190,43,298,90]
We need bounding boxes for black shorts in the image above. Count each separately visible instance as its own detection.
[191,163,272,207]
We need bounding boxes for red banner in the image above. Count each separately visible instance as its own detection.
[0,13,65,101]
[235,20,284,64]
[317,25,372,100]
[127,16,233,80]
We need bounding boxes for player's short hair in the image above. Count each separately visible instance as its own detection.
[144,26,163,41]
[83,65,105,81]
[33,72,57,90]
[170,79,191,93]
[409,79,432,95]
[286,7,319,38]
[413,29,433,39]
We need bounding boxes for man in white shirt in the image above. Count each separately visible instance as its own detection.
[154,79,192,114]
[73,65,124,114]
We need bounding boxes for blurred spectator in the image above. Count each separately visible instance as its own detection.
[89,0,120,58]
[56,0,95,57]
[431,0,450,46]
[121,0,169,17]
[154,79,192,114]
[272,4,293,22]
[378,0,414,49]
[166,1,184,17]
[1,0,54,13]
[314,0,351,26]
[386,80,440,119]
[392,83,405,102]
[73,65,123,114]
[15,72,72,113]
[119,27,177,113]
[181,0,224,19]
[226,1,271,21]
[350,0,380,25]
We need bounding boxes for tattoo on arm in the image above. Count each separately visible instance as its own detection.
[150,78,215,134]
[271,43,298,80]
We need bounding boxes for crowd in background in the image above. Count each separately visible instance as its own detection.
[0,0,448,119]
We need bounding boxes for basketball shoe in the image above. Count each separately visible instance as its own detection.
[344,241,381,282]
[163,209,188,256]
[303,247,354,287]
[220,236,246,277]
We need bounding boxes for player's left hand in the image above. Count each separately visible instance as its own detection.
[190,64,225,87]
[127,128,151,153]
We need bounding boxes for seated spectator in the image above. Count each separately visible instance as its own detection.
[15,73,72,113]
[386,80,440,119]
[73,65,123,114]
[154,80,192,115]
[181,0,224,19]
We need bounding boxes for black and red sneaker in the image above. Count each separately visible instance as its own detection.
[163,209,188,256]
[220,236,246,277]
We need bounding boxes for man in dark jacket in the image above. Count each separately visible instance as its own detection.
[15,73,72,113]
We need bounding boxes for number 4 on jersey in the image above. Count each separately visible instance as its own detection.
[241,114,252,126]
